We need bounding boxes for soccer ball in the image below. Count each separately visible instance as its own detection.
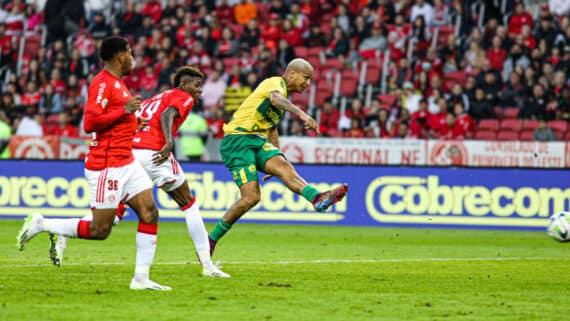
[547,212,570,242]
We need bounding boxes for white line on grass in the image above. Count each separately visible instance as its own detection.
[4,256,569,268]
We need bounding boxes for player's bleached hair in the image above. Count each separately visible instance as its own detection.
[285,58,313,73]
[173,66,205,87]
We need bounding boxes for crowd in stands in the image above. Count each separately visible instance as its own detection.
[0,0,569,149]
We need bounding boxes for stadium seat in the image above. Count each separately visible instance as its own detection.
[339,78,358,97]
[496,130,519,141]
[523,120,539,131]
[436,25,455,47]
[292,94,309,108]
[445,71,467,87]
[364,64,382,85]
[321,58,343,72]
[23,34,42,58]
[341,69,359,82]
[474,130,496,140]
[565,131,570,141]
[314,89,333,107]
[478,119,499,131]
[228,24,243,38]
[376,94,396,108]
[307,47,323,58]
[316,78,334,91]
[547,120,568,133]
[519,130,535,141]
[295,46,308,57]
[502,107,519,119]
[494,107,503,119]
[500,119,522,132]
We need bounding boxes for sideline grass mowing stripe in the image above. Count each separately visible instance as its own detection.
[1,219,569,321]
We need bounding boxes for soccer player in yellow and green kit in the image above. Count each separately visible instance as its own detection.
[208,58,349,255]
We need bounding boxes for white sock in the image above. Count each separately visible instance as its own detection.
[43,218,80,238]
[183,201,213,267]
[82,213,121,225]
[135,228,157,282]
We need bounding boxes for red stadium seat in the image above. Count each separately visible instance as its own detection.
[342,69,359,81]
[523,120,539,131]
[565,131,570,141]
[321,58,343,72]
[365,65,381,85]
[502,107,519,119]
[500,119,522,131]
[23,34,42,58]
[494,107,503,120]
[548,120,568,133]
[478,119,499,131]
[474,130,497,140]
[436,25,455,47]
[291,94,309,108]
[496,130,519,141]
[445,71,467,87]
[295,46,308,57]
[316,78,334,91]
[376,94,396,108]
[307,47,323,58]
[519,130,535,141]
[314,89,333,107]
[339,78,358,97]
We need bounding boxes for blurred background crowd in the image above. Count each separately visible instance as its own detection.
[0,0,569,159]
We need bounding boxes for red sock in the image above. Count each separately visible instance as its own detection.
[77,220,91,238]
[180,198,195,211]
[116,203,126,221]
[137,222,158,235]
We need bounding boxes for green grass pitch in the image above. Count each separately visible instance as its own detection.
[1,219,569,321]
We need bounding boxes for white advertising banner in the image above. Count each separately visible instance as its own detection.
[279,138,567,168]
[279,138,426,165]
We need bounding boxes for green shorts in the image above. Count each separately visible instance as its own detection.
[220,134,284,187]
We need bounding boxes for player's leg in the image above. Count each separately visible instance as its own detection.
[167,181,230,277]
[209,180,261,253]
[124,161,170,290]
[263,154,348,213]
[209,135,261,254]
[16,167,119,251]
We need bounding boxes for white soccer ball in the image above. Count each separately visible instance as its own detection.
[547,212,570,242]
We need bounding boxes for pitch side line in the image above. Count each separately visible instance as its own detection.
[4,256,569,268]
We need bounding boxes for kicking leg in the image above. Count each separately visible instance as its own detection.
[127,189,170,290]
[264,155,348,212]
[168,182,230,277]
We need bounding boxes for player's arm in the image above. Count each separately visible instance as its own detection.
[84,92,141,132]
[152,106,179,165]
[269,91,319,133]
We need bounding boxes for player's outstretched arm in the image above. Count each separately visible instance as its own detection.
[152,106,179,165]
[269,91,319,133]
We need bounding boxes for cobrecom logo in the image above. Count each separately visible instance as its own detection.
[365,176,567,227]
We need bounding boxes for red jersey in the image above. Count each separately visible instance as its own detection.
[83,69,135,170]
[133,88,195,151]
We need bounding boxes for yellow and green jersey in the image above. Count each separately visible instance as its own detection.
[223,76,288,138]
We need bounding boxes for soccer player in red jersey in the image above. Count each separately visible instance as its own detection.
[16,37,171,291]
[131,66,229,277]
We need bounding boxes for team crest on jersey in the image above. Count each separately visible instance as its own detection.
[101,98,109,109]
[114,81,121,89]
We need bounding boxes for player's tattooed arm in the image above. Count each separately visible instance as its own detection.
[152,106,179,165]
[269,91,320,133]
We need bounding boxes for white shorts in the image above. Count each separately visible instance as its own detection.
[85,160,153,209]
[132,149,186,192]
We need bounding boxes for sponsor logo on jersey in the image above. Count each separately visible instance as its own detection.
[95,83,106,104]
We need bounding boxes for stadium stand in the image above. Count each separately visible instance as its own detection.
[0,0,568,151]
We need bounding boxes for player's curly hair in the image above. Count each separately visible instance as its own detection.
[173,66,205,87]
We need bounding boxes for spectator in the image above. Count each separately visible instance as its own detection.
[440,34,460,72]
[335,4,351,35]
[15,106,43,136]
[359,22,387,56]
[481,71,502,106]
[462,41,486,72]
[117,1,143,37]
[319,99,340,136]
[21,82,41,107]
[438,113,465,140]
[487,36,507,71]
[39,84,63,115]
[402,81,423,114]
[52,112,78,137]
[202,70,227,110]
[288,119,305,137]
[288,2,309,36]
[276,39,296,71]
[216,0,235,27]
[431,0,447,26]
[139,65,159,98]
[447,84,470,112]
[280,20,302,47]
[368,108,391,138]
[240,19,261,48]
[411,99,431,138]
[503,44,531,82]
[535,15,558,50]
[534,119,557,141]
[519,84,551,120]
[306,23,327,47]
[0,110,11,158]
[215,27,238,58]
[394,121,416,139]
[325,27,349,59]
[428,98,447,136]
[500,71,526,108]
[268,0,289,19]
[235,0,257,26]
[89,12,112,40]
[157,58,176,88]
[345,117,365,138]
[141,0,162,24]
[470,88,495,121]
[410,0,433,26]
[427,88,443,114]
[508,2,533,37]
